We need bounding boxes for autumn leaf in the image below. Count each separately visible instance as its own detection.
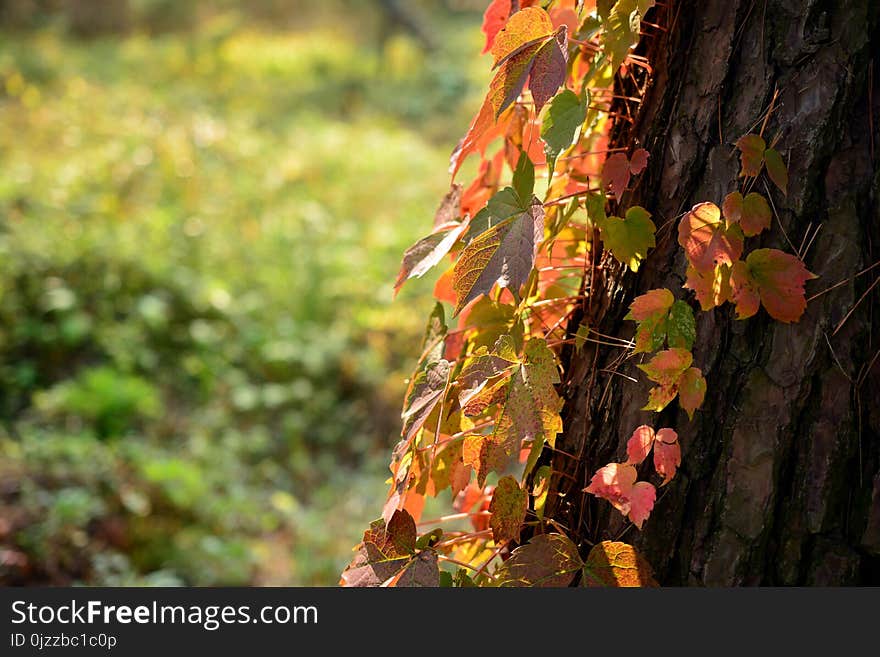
[601,148,650,196]
[638,348,706,418]
[764,148,788,195]
[363,510,417,560]
[495,533,583,587]
[340,542,409,587]
[532,464,552,518]
[481,0,512,54]
[341,510,425,587]
[678,201,744,272]
[394,221,469,297]
[452,194,545,316]
[722,191,771,237]
[489,475,528,544]
[598,205,656,272]
[432,183,464,229]
[677,367,706,420]
[387,550,440,587]
[582,541,659,587]
[626,424,655,465]
[401,359,450,442]
[730,248,816,322]
[528,29,569,114]
[497,338,564,479]
[652,428,681,486]
[464,338,562,486]
[490,7,554,67]
[625,288,695,353]
[584,462,656,529]
[541,89,587,176]
[637,347,692,386]
[684,263,732,311]
[736,133,766,178]
[457,334,519,408]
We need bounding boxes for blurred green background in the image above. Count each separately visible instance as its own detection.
[0,0,486,585]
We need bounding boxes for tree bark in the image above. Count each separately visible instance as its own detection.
[542,0,880,585]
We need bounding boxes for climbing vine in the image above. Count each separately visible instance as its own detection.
[341,0,813,587]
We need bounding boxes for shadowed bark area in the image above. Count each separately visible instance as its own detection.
[542,0,880,585]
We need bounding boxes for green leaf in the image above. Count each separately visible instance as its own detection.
[764,148,788,195]
[468,187,526,240]
[541,90,588,178]
[512,150,535,203]
[665,300,696,350]
[574,322,590,353]
[601,0,655,67]
[598,205,656,271]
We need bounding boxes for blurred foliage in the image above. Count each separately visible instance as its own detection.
[0,0,487,585]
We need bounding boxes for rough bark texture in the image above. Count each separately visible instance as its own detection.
[543,0,880,585]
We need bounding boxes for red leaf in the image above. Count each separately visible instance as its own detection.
[627,482,656,529]
[584,462,637,516]
[601,152,630,195]
[626,425,655,465]
[678,201,744,272]
[629,148,650,174]
[730,248,816,322]
[584,462,656,529]
[652,429,681,486]
[481,0,513,54]
[637,347,692,386]
[723,191,769,237]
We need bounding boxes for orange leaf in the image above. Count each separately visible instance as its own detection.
[582,541,659,587]
[730,248,816,322]
[684,263,732,311]
[678,201,744,272]
[637,347,692,386]
[627,288,673,321]
[481,0,512,54]
[677,367,706,420]
[490,6,554,68]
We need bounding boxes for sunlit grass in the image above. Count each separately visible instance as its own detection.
[0,13,486,585]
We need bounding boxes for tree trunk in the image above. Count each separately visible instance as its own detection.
[541,0,880,585]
